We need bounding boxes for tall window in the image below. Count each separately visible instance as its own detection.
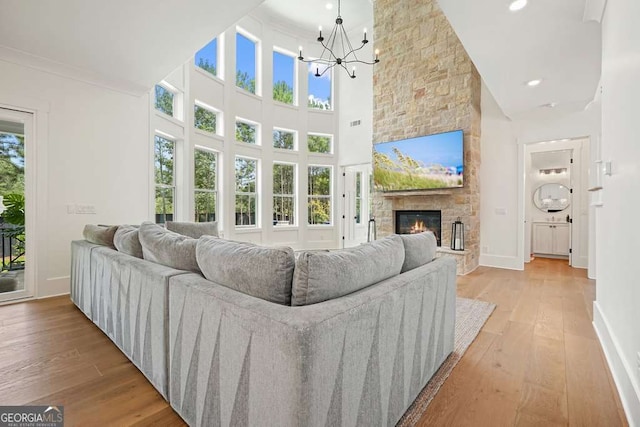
[273,163,296,226]
[155,85,174,116]
[194,149,217,222]
[307,63,332,110]
[235,157,258,227]
[154,135,175,224]
[236,119,258,144]
[195,38,218,77]
[308,133,332,154]
[194,104,218,134]
[308,166,332,225]
[273,50,295,105]
[355,171,362,224]
[236,32,257,94]
[273,128,295,150]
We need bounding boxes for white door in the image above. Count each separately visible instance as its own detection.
[342,164,371,248]
[0,108,34,302]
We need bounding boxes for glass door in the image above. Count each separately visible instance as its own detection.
[0,108,33,302]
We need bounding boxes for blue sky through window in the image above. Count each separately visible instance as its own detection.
[236,33,256,85]
[273,51,294,88]
[195,38,217,75]
[308,63,331,109]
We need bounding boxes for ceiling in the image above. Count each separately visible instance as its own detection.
[257,0,373,36]
[0,0,264,95]
[438,0,602,120]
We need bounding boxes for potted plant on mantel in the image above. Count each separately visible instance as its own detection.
[0,193,25,293]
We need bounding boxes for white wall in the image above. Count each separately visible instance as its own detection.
[479,82,520,269]
[593,0,640,423]
[0,60,150,298]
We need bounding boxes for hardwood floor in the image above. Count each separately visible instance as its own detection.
[0,258,627,426]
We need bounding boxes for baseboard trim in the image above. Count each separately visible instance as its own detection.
[593,301,640,426]
[479,254,522,271]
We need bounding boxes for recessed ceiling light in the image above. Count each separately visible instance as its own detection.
[326,3,333,10]
[509,0,528,12]
[527,79,542,87]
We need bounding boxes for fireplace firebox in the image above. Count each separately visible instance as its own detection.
[395,210,442,246]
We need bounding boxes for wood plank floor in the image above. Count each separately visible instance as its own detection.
[0,258,628,426]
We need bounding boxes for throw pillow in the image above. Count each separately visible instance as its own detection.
[138,222,200,273]
[196,236,295,305]
[291,235,405,306]
[399,231,437,273]
[83,224,118,247]
[113,225,143,258]
[166,221,218,239]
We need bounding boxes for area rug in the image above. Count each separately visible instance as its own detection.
[397,297,496,426]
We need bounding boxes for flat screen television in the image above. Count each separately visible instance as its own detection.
[373,129,464,192]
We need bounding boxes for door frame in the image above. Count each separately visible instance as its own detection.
[518,137,590,271]
[340,163,372,248]
[0,107,35,302]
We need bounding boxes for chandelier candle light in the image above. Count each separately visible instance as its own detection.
[298,0,380,79]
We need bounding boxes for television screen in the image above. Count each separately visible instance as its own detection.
[373,129,464,191]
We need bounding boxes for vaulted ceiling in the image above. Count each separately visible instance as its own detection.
[0,0,264,95]
[0,0,602,122]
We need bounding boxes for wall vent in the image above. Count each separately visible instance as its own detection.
[350,119,361,127]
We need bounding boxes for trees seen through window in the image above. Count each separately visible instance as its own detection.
[308,166,331,225]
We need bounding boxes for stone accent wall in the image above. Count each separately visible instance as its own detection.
[373,0,481,274]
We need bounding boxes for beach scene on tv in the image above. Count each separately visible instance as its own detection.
[373,130,464,191]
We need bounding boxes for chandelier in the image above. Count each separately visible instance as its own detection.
[297,0,379,79]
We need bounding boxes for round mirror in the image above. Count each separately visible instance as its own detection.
[533,183,571,212]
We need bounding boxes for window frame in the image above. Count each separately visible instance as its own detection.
[272,47,297,106]
[235,28,261,96]
[154,134,176,224]
[194,35,224,80]
[306,61,333,111]
[272,162,297,227]
[194,101,223,137]
[307,164,333,226]
[193,147,219,223]
[235,117,260,145]
[234,155,259,229]
[154,83,176,118]
[307,132,334,154]
[272,127,297,151]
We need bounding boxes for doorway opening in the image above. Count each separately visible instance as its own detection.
[521,137,590,271]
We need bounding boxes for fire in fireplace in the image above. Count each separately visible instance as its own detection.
[395,210,442,246]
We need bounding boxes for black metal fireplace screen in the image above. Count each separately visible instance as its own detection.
[395,210,442,246]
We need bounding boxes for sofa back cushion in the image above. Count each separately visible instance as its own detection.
[139,222,200,273]
[196,236,295,305]
[399,231,437,273]
[166,221,218,239]
[291,235,405,306]
[114,225,143,258]
[83,224,118,247]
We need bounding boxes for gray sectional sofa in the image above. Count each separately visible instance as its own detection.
[70,222,456,427]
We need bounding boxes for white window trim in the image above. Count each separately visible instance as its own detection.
[194,147,219,224]
[194,100,224,137]
[307,132,334,155]
[273,47,298,107]
[235,116,261,146]
[307,164,333,226]
[273,161,297,228]
[154,134,177,224]
[235,155,260,229]
[236,27,262,97]
[272,126,298,151]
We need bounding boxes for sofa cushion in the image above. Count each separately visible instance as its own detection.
[113,225,143,258]
[399,231,437,273]
[196,236,294,305]
[166,221,218,239]
[139,222,200,273]
[83,224,118,247]
[291,235,405,306]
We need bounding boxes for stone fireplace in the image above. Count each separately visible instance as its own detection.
[373,0,481,275]
[395,210,442,246]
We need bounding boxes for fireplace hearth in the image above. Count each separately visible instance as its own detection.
[395,210,442,246]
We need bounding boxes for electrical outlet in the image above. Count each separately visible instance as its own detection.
[76,204,96,215]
